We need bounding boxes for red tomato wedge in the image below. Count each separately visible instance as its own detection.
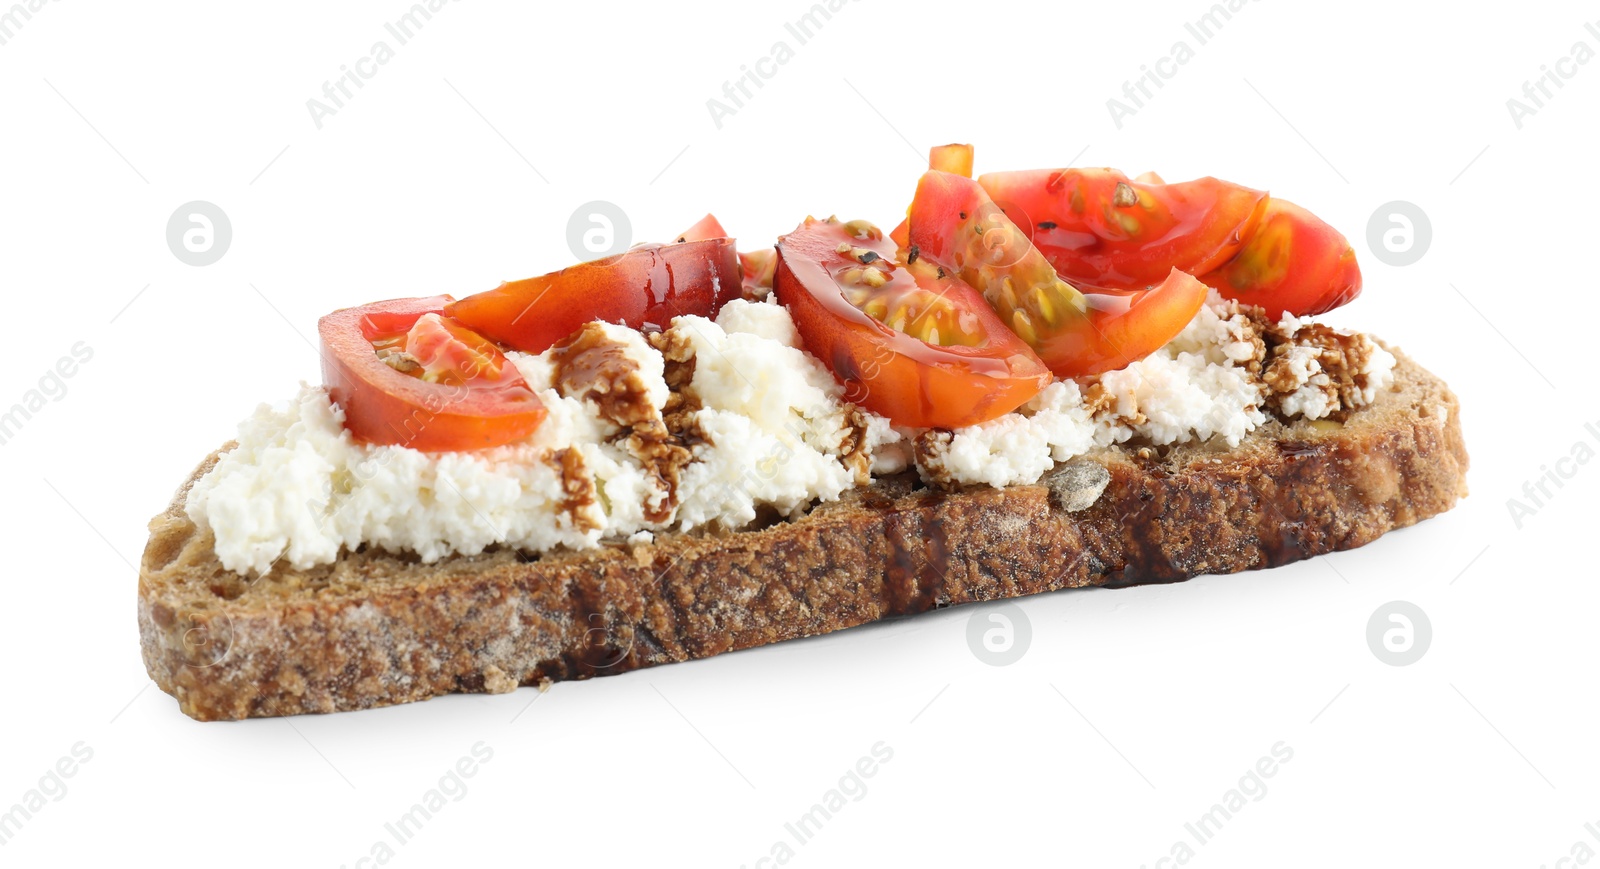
[402,312,520,384]
[675,212,779,298]
[977,168,1268,290]
[929,143,974,178]
[905,170,1087,346]
[676,214,728,243]
[445,238,740,353]
[319,296,546,451]
[905,170,1200,378]
[890,144,977,251]
[740,248,778,297]
[1200,198,1363,319]
[774,217,1051,428]
[1056,271,1209,377]
[889,217,910,252]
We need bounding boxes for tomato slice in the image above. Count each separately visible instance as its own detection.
[904,170,1200,378]
[890,144,977,251]
[676,214,728,243]
[929,143,974,178]
[1200,198,1362,319]
[445,238,740,353]
[1052,270,1209,377]
[319,296,546,451]
[401,313,517,385]
[774,217,1051,428]
[740,247,778,297]
[677,212,783,298]
[977,168,1268,290]
[889,217,910,252]
[905,170,1087,345]
[674,211,779,298]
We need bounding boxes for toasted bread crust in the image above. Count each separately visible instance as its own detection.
[138,348,1468,721]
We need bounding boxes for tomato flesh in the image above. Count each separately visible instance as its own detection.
[676,214,728,243]
[977,168,1268,290]
[740,247,778,298]
[445,238,740,353]
[929,143,974,178]
[401,313,517,385]
[906,170,1086,347]
[1200,198,1362,319]
[674,212,777,297]
[1051,270,1208,377]
[905,170,1200,377]
[774,217,1051,428]
[889,216,910,252]
[890,144,976,251]
[320,296,546,451]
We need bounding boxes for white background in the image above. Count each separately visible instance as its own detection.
[1,0,1596,866]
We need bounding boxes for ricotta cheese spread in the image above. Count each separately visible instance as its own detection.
[188,294,1397,575]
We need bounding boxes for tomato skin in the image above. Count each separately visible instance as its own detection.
[977,169,1268,290]
[1045,269,1208,378]
[889,144,976,250]
[674,213,778,297]
[889,216,910,252]
[774,218,1050,428]
[906,171,1198,379]
[905,170,1086,343]
[740,247,778,297]
[1200,198,1362,319]
[928,143,974,178]
[402,313,518,384]
[677,214,728,243]
[319,296,546,451]
[445,238,740,353]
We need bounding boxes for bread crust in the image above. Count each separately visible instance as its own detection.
[138,348,1468,721]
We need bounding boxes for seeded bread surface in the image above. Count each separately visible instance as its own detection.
[138,347,1468,721]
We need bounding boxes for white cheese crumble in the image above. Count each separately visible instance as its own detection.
[184,390,603,575]
[189,302,902,575]
[1268,316,1397,420]
[914,294,1398,489]
[914,381,1097,489]
[665,308,867,530]
[922,299,1266,487]
[189,296,1398,575]
[1362,344,1398,401]
[711,295,802,348]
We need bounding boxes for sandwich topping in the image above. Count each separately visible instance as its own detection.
[907,292,1393,489]
[189,294,1393,575]
[185,145,1394,576]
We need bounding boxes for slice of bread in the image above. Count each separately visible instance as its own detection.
[138,346,1468,721]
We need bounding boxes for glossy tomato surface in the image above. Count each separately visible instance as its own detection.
[890,144,976,250]
[320,296,546,451]
[928,143,974,178]
[676,214,728,243]
[1052,270,1209,377]
[906,170,1086,348]
[1201,198,1362,319]
[740,247,778,298]
[774,217,1050,428]
[977,168,1268,290]
[445,238,740,353]
[673,213,780,298]
[906,171,1200,378]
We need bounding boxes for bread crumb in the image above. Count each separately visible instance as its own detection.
[482,665,516,694]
